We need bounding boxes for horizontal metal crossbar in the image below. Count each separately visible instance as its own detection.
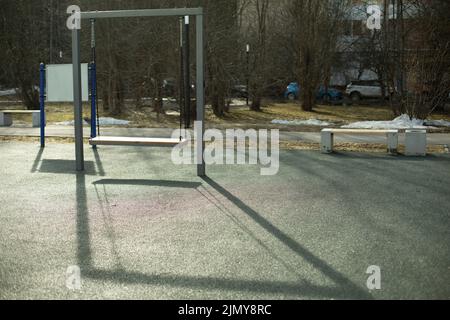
[80,7,203,19]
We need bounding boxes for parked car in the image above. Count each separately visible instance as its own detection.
[345,80,392,102]
[284,82,343,102]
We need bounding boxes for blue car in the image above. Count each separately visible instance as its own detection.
[285,82,342,102]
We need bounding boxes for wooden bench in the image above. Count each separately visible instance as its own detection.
[89,136,188,147]
[0,110,41,127]
[321,129,399,154]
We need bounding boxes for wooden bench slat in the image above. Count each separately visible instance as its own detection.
[89,136,187,147]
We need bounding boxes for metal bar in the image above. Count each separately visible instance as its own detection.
[90,18,96,49]
[89,62,97,139]
[90,19,98,141]
[179,17,184,140]
[72,28,84,171]
[183,16,191,129]
[80,8,203,20]
[90,19,100,137]
[49,0,53,64]
[39,63,46,148]
[196,14,205,177]
[246,49,250,106]
[71,7,204,175]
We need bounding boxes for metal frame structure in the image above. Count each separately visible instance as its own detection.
[72,7,205,176]
[38,62,89,149]
[39,63,46,148]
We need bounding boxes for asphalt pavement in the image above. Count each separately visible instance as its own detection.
[0,142,449,299]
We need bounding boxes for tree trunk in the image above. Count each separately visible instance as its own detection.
[250,93,262,111]
[153,78,165,117]
[301,88,314,112]
[211,93,225,117]
[21,85,39,110]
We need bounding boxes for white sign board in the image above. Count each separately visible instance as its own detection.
[46,64,89,102]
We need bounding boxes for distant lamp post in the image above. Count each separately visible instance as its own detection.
[246,44,250,106]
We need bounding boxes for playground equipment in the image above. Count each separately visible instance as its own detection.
[70,7,205,176]
[38,62,89,148]
[0,62,85,147]
[35,8,204,173]
[88,13,192,148]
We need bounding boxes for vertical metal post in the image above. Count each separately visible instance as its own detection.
[89,19,97,141]
[89,62,97,139]
[246,44,250,106]
[90,18,96,63]
[179,17,184,139]
[398,0,405,96]
[39,63,46,148]
[90,18,100,137]
[49,0,53,64]
[72,28,84,171]
[196,13,205,177]
[184,16,191,128]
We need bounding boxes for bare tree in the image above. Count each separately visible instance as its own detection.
[351,0,449,119]
[402,0,450,119]
[0,1,52,109]
[244,0,271,111]
[202,0,240,117]
[283,0,350,111]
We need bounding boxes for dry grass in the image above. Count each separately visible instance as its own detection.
[0,135,88,144]
[3,101,450,132]
[208,102,394,128]
[280,141,447,154]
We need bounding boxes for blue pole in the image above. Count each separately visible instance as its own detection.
[90,62,97,139]
[39,63,46,148]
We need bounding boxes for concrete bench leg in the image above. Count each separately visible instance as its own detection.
[0,112,12,126]
[321,131,334,154]
[387,132,398,154]
[405,130,427,156]
[32,112,41,127]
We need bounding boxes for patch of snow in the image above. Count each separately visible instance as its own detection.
[54,120,89,126]
[97,117,130,126]
[342,114,429,130]
[424,119,450,128]
[229,99,247,107]
[166,111,181,116]
[272,119,333,126]
[0,88,18,96]
[54,117,130,126]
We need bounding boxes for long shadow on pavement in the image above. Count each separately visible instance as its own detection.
[201,176,372,299]
[73,172,372,298]
[92,148,106,176]
[31,147,44,173]
[76,173,92,269]
[38,159,98,175]
[93,179,201,189]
